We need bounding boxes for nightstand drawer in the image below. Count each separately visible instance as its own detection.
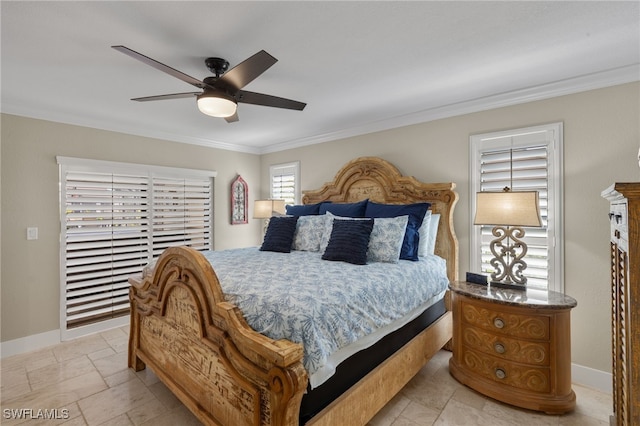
[461,300,550,340]
[462,325,550,366]
[461,346,551,393]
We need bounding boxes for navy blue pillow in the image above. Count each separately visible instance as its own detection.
[364,202,430,260]
[286,202,325,216]
[260,216,299,253]
[322,219,374,265]
[319,199,368,217]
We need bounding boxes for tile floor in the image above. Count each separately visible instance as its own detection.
[1,326,612,425]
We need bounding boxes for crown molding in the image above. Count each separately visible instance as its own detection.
[0,105,263,155]
[259,64,640,154]
[3,64,637,156]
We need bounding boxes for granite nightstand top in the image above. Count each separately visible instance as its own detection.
[449,281,577,309]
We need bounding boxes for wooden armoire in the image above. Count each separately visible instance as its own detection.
[602,183,640,426]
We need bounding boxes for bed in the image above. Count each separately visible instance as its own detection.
[128,156,459,425]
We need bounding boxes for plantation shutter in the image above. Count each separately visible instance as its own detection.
[63,170,149,329]
[478,145,549,289]
[59,157,215,339]
[151,177,213,256]
[271,163,298,205]
[470,123,563,292]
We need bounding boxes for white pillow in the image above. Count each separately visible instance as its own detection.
[293,215,329,252]
[320,212,408,263]
[426,213,440,256]
[417,210,432,257]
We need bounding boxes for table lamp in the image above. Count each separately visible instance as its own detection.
[474,187,542,290]
[253,199,286,234]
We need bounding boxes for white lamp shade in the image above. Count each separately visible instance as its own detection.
[253,199,286,219]
[474,191,542,227]
[197,92,237,117]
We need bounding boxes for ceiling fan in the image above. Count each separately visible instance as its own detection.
[112,45,306,123]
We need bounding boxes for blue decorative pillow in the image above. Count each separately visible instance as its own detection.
[286,202,324,216]
[319,212,356,252]
[319,199,368,217]
[260,216,299,253]
[322,219,374,265]
[364,201,430,261]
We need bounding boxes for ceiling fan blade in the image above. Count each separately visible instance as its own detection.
[217,50,277,90]
[112,45,208,89]
[131,92,200,102]
[225,111,239,123]
[237,90,306,110]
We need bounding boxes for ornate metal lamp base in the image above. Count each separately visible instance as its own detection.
[488,225,530,290]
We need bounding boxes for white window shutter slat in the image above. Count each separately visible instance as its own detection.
[478,144,550,290]
[470,123,563,292]
[270,162,299,205]
[59,159,214,338]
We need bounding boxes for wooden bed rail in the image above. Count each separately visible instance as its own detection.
[128,246,308,425]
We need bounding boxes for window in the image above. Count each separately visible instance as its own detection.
[470,123,563,292]
[57,157,215,340]
[270,162,299,205]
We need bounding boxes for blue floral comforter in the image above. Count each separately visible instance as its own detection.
[199,248,448,387]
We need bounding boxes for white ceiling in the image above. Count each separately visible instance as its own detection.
[2,1,639,154]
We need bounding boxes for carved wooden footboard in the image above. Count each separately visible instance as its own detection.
[128,156,459,425]
[128,246,308,425]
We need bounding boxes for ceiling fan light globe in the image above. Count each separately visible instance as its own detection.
[197,92,237,118]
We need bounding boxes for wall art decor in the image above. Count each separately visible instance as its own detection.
[231,175,248,224]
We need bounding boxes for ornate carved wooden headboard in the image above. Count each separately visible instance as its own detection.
[302,156,459,282]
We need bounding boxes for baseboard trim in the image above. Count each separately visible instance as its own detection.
[1,329,61,359]
[572,362,613,394]
[1,318,130,359]
[0,329,615,395]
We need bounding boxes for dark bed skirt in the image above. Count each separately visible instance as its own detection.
[299,298,447,423]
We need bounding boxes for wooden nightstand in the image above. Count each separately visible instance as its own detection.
[448,281,577,414]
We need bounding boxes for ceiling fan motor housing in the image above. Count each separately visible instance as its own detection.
[205,57,229,77]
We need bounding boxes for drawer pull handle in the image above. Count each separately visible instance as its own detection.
[494,343,506,354]
[495,368,506,379]
[493,318,505,329]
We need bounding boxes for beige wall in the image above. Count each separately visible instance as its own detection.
[2,82,639,374]
[1,114,262,341]
[261,82,640,373]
